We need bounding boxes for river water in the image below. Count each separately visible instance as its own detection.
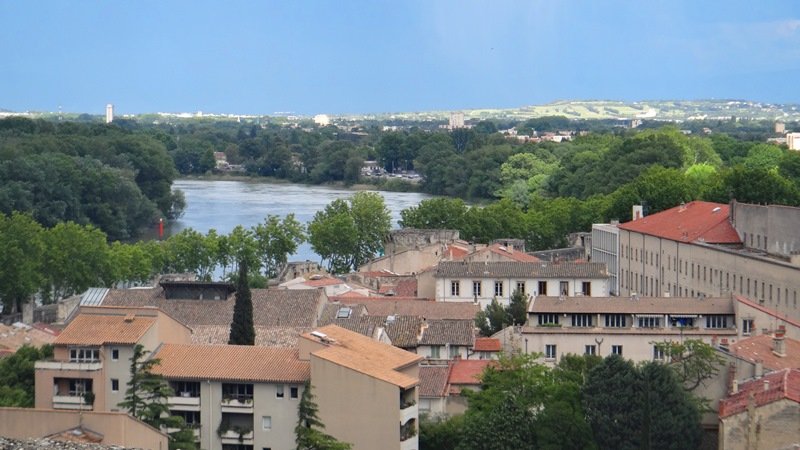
[168,179,433,263]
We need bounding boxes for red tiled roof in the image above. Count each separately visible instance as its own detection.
[337,290,367,298]
[305,277,346,287]
[486,244,541,262]
[419,365,451,398]
[395,279,418,297]
[335,298,480,320]
[734,295,800,330]
[618,201,741,244]
[473,338,501,352]
[719,368,800,418]
[728,334,800,371]
[55,314,156,346]
[448,360,494,385]
[445,245,469,260]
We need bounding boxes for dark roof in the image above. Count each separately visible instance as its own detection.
[529,296,734,314]
[418,320,475,346]
[618,201,740,244]
[435,261,609,279]
[317,313,422,348]
[419,365,451,398]
[335,298,480,320]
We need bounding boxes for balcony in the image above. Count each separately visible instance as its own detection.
[220,396,253,413]
[52,395,93,410]
[167,393,201,411]
[219,428,253,444]
[36,360,102,371]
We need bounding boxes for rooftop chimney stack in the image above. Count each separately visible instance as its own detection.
[632,205,644,221]
[773,326,787,357]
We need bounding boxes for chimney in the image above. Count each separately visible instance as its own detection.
[773,326,786,357]
[754,360,764,378]
[731,379,738,394]
[763,380,770,392]
[508,243,514,254]
[632,205,644,221]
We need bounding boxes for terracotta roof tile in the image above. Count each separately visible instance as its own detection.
[448,360,494,385]
[418,320,475,346]
[304,325,422,389]
[190,325,312,348]
[618,201,741,244]
[473,338,501,352]
[419,365,451,397]
[317,308,422,348]
[529,296,734,315]
[395,279,418,297]
[335,299,480,320]
[436,261,608,279]
[719,368,800,418]
[445,245,469,260]
[55,314,155,346]
[304,277,346,287]
[728,334,800,371]
[152,344,309,383]
[485,243,541,262]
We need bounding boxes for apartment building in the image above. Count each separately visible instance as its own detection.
[616,201,800,321]
[591,222,619,295]
[498,295,740,363]
[300,325,423,450]
[34,306,192,412]
[433,261,609,308]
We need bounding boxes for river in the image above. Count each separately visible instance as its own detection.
[168,179,433,263]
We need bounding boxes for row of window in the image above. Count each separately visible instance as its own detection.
[69,347,119,362]
[538,314,732,329]
[450,280,592,297]
[544,344,666,361]
[429,345,461,359]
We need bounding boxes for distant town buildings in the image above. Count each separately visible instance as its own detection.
[787,132,800,150]
[105,104,114,123]
[448,112,465,129]
[775,120,786,134]
[313,114,331,126]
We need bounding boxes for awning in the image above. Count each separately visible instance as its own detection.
[635,314,664,318]
[669,314,698,319]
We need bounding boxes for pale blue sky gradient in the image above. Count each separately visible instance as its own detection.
[1,1,798,115]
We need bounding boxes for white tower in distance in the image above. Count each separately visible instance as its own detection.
[105,104,114,124]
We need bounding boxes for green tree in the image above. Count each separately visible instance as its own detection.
[653,339,724,393]
[0,344,53,407]
[507,289,528,326]
[639,362,702,450]
[0,212,44,313]
[118,345,197,450]
[253,214,306,278]
[399,198,468,230]
[474,299,510,337]
[296,381,352,450]
[583,355,643,450]
[419,414,465,450]
[40,222,110,302]
[228,259,255,345]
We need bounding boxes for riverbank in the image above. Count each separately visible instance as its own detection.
[177,173,422,193]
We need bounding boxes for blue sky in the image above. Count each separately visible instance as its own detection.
[1,1,798,115]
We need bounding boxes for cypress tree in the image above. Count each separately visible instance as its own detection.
[228,259,255,345]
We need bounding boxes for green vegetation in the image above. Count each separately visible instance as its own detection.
[474,290,528,337]
[228,259,255,346]
[0,344,53,407]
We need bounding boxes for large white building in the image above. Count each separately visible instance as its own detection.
[787,132,800,150]
[105,104,114,123]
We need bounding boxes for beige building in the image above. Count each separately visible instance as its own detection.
[300,325,423,450]
[617,201,800,321]
[788,132,800,150]
[434,261,609,308]
[34,306,192,413]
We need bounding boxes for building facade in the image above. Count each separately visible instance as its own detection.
[591,222,619,295]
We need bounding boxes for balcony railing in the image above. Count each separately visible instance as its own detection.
[220,396,254,412]
[52,395,93,410]
[36,360,103,371]
[219,429,253,443]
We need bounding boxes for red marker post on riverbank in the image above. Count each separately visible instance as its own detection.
[158,217,164,239]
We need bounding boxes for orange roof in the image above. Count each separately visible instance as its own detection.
[618,201,740,244]
[448,359,494,385]
[445,245,469,260]
[728,334,800,371]
[305,277,346,287]
[303,325,423,389]
[486,243,540,262]
[719,368,800,418]
[55,314,156,346]
[152,344,309,383]
[473,338,501,352]
[734,295,800,330]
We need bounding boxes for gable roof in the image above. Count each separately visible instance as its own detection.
[728,334,800,371]
[448,360,494,387]
[529,295,733,315]
[719,368,800,418]
[317,308,422,348]
[335,298,480,320]
[618,201,741,244]
[303,325,423,389]
[55,313,156,346]
[418,320,475,346]
[475,243,541,263]
[435,261,608,279]
[152,344,310,383]
[473,337,501,352]
[419,365,451,398]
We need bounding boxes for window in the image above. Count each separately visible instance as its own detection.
[581,281,591,296]
[653,345,665,361]
[671,316,695,328]
[68,379,91,396]
[171,381,200,397]
[538,314,559,326]
[262,416,272,430]
[69,348,99,362]
[638,316,661,328]
[494,281,503,297]
[111,379,119,392]
[430,346,441,359]
[449,345,460,358]
[223,383,253,401]
[516,282,525,295]
[742,319,754,335]
[276,385,284,399]
[545,345,557,360]
[111,349,119,361]
[450,281,460,296]
[706,315,728,329]
[538,281,547,296]
[572,314,593,327]
[560,281,569,295]
[336,307,352,319]
[472,281,482,297]
[585,345,596,355]
[174,410,200,426]
[604,314,626,328]
[611,345,623,356]
[290,386,299,399]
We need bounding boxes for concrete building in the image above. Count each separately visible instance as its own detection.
[313,114,330,126]
[300,325,422,450]
[591,222,620,295]
[788,132,800,150]
[105,104,114,123]
[775,121,786,134]
[433,261,610,308]
[448,112,465,129]
[617,201,800,321]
